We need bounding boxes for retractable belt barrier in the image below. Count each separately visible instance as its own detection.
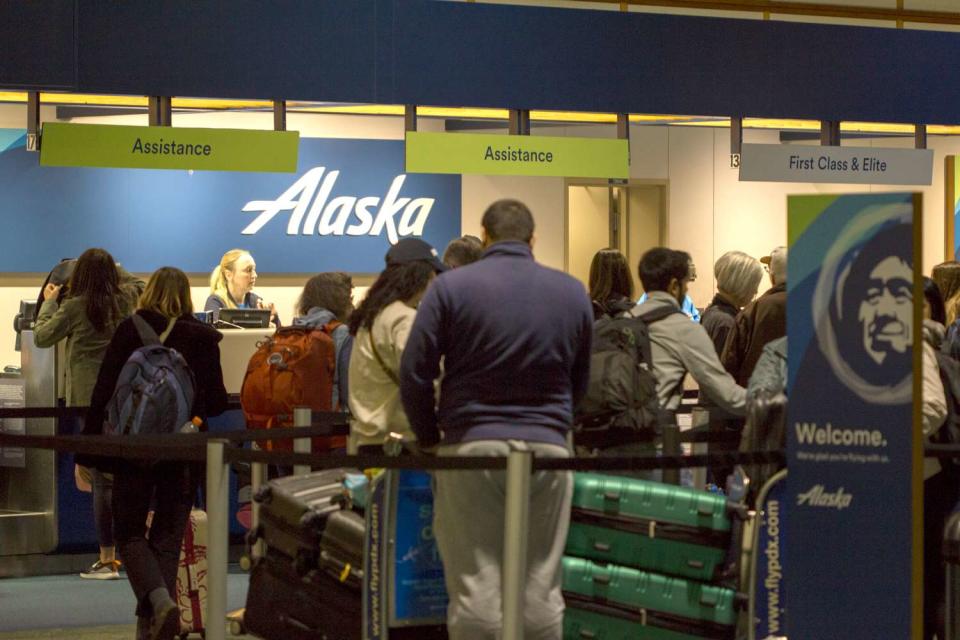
[7,404,959,640]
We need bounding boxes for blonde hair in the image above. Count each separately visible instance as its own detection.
[714,251,763,307]
[209,249,251,310]
[933,261,960,324]
[139,267,193,319]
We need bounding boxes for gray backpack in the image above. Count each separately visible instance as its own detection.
[104,314,196,437]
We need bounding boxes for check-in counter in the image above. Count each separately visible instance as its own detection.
[0,330,59,559]
[218,328,275,395]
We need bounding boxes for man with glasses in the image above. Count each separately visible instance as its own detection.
[632,248,746,430]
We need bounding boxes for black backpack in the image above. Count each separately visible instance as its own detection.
[574,303,682,449]
[934,350,960,469]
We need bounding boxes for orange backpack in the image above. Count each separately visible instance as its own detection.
[240,322,346,452]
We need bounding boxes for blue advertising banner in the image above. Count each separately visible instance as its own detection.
[753,471,787,639]
[0,130,461,273]
[787,193,922,639]
[390,470,447,624]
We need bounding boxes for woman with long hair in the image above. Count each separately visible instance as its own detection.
[588,248,635,319]
[293,272,355,410]
[80,267,228,640]
[205,248,279,326]
[933,261,960,324]
[348,238,446,453]
[34,247,142,581]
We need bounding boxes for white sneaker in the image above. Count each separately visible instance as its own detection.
[80,560,121,580]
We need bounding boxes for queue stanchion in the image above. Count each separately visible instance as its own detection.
[250,451,266,561]
[293,406,311,476]
[206,438,230,640]
[662,419,681,485]
[502,449,533,640]
[944,510,960,640]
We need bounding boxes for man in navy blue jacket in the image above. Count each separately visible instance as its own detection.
[401,199,593,640]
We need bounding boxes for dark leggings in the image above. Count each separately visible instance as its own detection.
[92,469,115,549]
[113,463,196,617]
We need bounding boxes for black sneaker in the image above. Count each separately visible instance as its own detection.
[79,560,121,580]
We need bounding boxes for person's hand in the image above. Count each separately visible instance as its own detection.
[258,299,277,321]
[74,464,92,493]
[43,283,62,302]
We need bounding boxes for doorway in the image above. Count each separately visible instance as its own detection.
[566,182,666,296]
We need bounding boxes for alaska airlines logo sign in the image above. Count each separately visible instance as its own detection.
[242,167,435,243]
[796,485,852,510]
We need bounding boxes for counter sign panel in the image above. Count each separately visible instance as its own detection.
[406,131,629,179]
[786,193,922,639]
[40,123,299,172]
[741,143,933,185]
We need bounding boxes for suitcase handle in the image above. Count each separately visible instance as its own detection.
[602,491,621,502]
[592,542,612,553]
[686,560,705,569]
[592,574,611,586]
[579,631,597,639]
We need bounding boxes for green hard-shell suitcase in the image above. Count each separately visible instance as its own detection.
[566,473,745,581]
[562,557,737,640]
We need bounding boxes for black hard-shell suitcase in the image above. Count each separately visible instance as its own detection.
[319,509,365,590]
[244,551,361,640]
[252,469,355,573]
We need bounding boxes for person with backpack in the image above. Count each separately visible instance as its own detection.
[33,248,143,581]
[78,267,228,640]
[242,272,354,456]
[292,272,354,409]
[634,248,747,429]
[347,238,447,453]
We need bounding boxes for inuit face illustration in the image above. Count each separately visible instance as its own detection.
[857,256,912,365]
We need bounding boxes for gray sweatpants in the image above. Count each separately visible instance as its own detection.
[433,439,573,640]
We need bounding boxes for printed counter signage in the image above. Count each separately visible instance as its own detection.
[0,130,461,273]
[786,193,922,639]
[740,143,933,185]
[405,131,629,179]
[40,122,300,172]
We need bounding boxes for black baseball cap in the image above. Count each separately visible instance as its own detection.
[385,238,448,273]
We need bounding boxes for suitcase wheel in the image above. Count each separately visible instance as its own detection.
[239,554,252,572]
[230,619,245,636]
[253,486,272,504]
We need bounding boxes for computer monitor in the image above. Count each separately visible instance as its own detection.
[216,308,271,329]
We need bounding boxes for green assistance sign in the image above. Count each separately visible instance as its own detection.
[405,131,629,178]
[39,123,299,172]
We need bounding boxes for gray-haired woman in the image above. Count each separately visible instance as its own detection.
[700,251,763,356]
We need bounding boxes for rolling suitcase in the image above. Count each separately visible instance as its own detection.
[566,473,746,581]
[244,550,361,640]
[318,509,365,590]
[252,469,355,573]
[176,508,207,638]
[562,557,738,640]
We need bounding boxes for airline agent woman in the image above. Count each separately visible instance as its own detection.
[205,249,280,326]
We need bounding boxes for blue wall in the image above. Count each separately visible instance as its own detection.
[0,132,461,273]
[2,1,960,125]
